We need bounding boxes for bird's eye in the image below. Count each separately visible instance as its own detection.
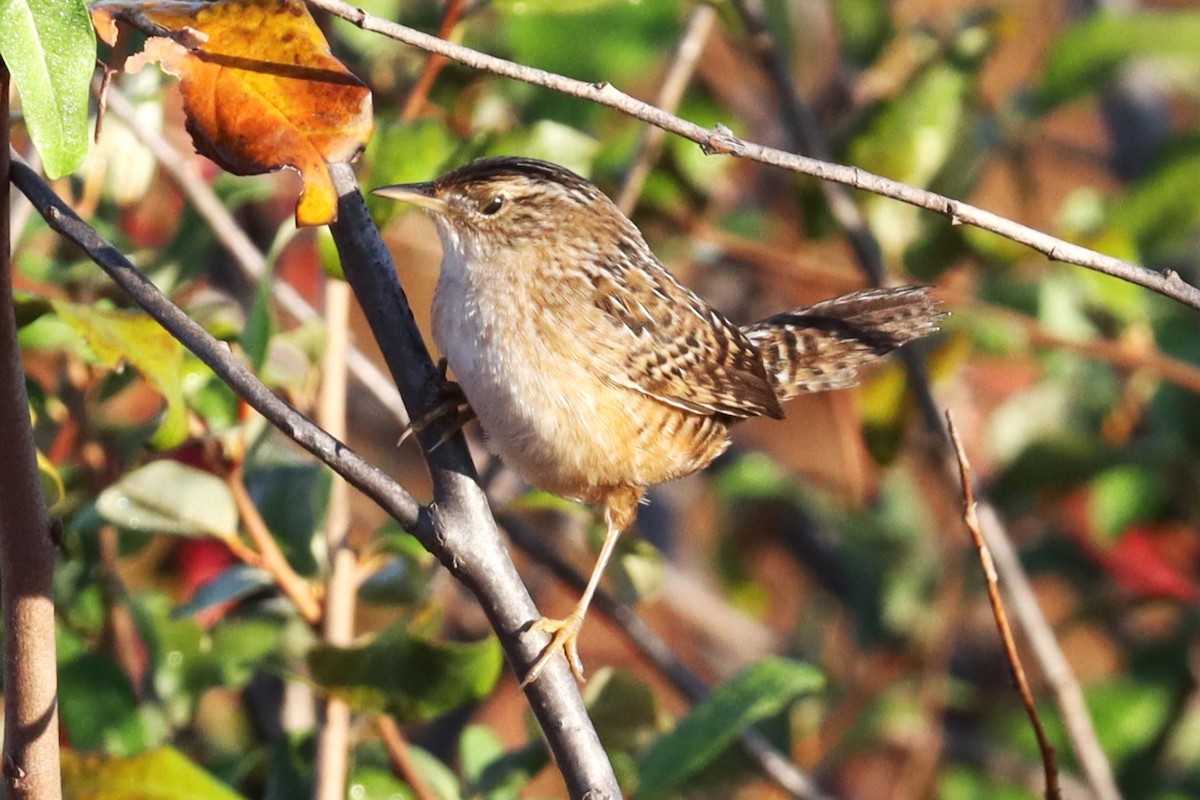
[480,195,505,215]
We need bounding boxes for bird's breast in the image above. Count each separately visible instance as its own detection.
[430,261,730,498]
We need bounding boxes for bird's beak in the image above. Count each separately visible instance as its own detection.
[371,182,447,212]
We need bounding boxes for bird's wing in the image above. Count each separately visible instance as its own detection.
[587,257,783,420]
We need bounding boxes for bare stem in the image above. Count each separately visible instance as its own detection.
[302,0,1200,311]
[615,4,717,214]
[0,64,63,800]
[226,466,323,624]
[377,717,439,800]
[99,83,408,421]
[9,155,620,800]
[399,0,465,121]
[314,278,358,800]
[947,412,1061,800]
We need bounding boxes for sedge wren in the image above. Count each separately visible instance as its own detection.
[375,157,943,686]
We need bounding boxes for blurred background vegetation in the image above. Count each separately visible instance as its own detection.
[12,0,1200,797]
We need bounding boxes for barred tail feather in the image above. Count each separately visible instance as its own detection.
[742,286,944,401]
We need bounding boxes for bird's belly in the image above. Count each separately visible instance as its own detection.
[434,301,728,499]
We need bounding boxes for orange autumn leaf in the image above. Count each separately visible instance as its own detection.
[92,0,373,226]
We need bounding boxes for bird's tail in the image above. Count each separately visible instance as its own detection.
[742,286,944,402]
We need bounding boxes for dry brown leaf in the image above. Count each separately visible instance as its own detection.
[92,0,373,226]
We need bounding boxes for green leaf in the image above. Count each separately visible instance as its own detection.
[51,301,189,449]
[635,657,824,797]
[611,537,663,604]
[242,279,274,371]
[939,764,1039,800]
[210,619,286,686]
[59,652,144,754]
[62,746,246,800]
[461,727,545,800]
[493,0,638,13]
[849,62,972,259]
[37,449,65,508]
[1116,141,1200,246]
[171,565,275,619]
[97,460,239,539]
[1088,465,1168,542]
[403,747,462,800]
[345,766,418,800]
[1040,11,1200,108]
[244,442,329,575]
[308,624,504,722]
[0,0,96,177]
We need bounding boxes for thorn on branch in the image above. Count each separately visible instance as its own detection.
[3,756,25,788]
[945,200,962,225]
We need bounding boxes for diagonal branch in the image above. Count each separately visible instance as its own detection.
[100,83,409,421]
[724,12,1122,800]
[302,0,1200,312]
[323,162,619,797]
[10,156,620,798]
[947,412,1061,800]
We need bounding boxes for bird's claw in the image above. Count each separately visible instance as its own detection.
[397,384,475,449]
[520,612,586,687]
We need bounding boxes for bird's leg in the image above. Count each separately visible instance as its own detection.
[521,490,640,687]
[397,358,476,450]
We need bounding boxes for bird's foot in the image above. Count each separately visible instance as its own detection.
[521,612,586,687]
[397,381,475,451]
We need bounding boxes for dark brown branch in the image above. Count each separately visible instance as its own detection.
[0,66,63,800]
[11,155,620,799]
[302,0,1200,312]
[324,162,619,798]
[946,412,1060,800]
[501,514,833,800]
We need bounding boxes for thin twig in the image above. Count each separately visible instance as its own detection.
[376,717,439,800]
[302,0,1200,311]
[728,0,884,284]
[226,465,323,624]
[975,498,1121,800]
[99,83,409,421]
[399,0,465,121]
[946,411,1060,800]
[615,4,717,214]
[313,278,357,800]
[976,300,1200,396]
[727,13,1120,798]
[501,515,833,800]
[12,155,619,798]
